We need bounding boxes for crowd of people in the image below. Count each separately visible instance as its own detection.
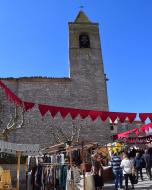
[110,148,152,190]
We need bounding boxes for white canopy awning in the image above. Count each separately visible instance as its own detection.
[0,140,40,156]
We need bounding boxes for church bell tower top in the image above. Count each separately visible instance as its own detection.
[74,11,91,23]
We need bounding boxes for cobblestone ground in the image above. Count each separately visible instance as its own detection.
[103,169,152,190]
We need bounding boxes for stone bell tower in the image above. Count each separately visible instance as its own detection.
[69,11,109,111]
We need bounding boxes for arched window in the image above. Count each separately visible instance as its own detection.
[79,33,90,48]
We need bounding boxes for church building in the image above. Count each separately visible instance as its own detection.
[0,11,111,147]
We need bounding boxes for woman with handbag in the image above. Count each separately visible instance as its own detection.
[120,153,135,190]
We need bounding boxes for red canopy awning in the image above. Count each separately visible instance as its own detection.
[114,122,152,140]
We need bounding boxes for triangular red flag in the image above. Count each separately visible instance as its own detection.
[99,112,109,122]
[108,112,118,123]
[23,102,35,111]
[48,106,59,118]
[127,113,136,123]
[79,110,89,119]
[148,114,152,122]
[117,112,128,123]
[70,109,79,119]
[139,113,149,123]
[59,108,70,119]
[38,104,50,116]
[89,111,99,121]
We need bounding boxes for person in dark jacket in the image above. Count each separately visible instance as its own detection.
[142,149,152,180]
[134,153,143,181]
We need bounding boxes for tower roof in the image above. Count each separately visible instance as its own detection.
[75,11,91,23]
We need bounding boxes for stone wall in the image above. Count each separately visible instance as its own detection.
[0,77,111,148]
[0,11,111,148]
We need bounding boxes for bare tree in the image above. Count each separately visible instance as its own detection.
[0,106,25,141]
[49,120,83,144]
[0,102,83,144]
[49,127,61,144]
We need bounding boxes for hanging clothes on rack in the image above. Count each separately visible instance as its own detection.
[71,150,82,166]
[66,166,82,190]
[60,165,68,189]
[31,163,68,190]
[56,153,65,164]
[35,164,44,190]
[28,156,39,172]
[28,156,39,190]
[43,154,51,163]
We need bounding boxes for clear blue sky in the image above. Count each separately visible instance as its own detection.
[0,0,152,114]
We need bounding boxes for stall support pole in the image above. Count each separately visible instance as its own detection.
[81,141,86,190]
[69,145,75,190]
[69,145,72,170]
[25,157,28,190]
[17,151,21,190]
[66,141,74,190]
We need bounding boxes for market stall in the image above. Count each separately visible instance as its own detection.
[1,79,152,189]
[35,141,115,190]
[0,140,39,190]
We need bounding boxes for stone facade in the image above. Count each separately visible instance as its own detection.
[110,120,144,135]
[0,11,111,147]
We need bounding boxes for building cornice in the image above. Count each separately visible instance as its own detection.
[0,77,72,83]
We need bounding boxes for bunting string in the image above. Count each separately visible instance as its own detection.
[0,81,22,106]
[0,80,151,124]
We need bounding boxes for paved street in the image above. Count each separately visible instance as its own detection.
[103,169,152,190]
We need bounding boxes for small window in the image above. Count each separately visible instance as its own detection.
[122,125,128,131]
[79,33,90,48]
[110,125,114,130]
